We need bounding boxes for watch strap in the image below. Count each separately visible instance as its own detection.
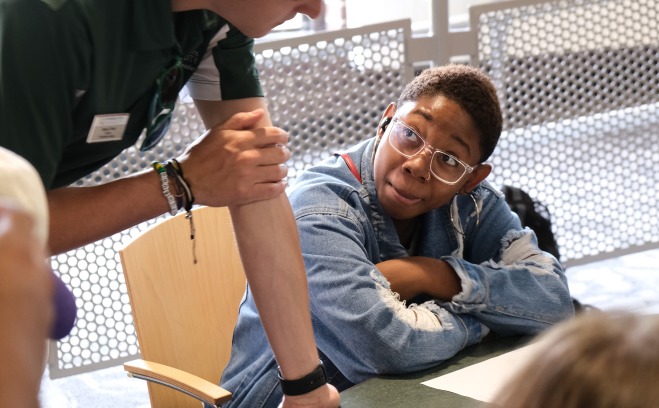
[277,360,327,396]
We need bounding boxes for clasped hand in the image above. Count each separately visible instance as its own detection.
[176,109,290,207]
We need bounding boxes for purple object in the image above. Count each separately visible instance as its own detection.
[50,271,77,340]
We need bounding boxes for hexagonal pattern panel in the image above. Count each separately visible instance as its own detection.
[476,0,658,264]
[256,26,409,180]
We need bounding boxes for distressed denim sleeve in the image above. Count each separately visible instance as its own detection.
[440,191,574,336]
[295,208,489,384]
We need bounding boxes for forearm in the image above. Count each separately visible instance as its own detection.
[229,195,320,379]
[198,97,318,375]
[47,169,169,254]
[304,253,486,378]
[377,256,461,301]
[444,232,574,334]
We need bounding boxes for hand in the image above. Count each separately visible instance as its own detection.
[177,109,291,207]
[0,202,53,407]
[279,384,341,408]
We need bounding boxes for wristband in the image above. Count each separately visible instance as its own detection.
[152,161,178,216]
[277,360,327,396]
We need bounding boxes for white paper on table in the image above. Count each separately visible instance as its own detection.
[421,342,542,403]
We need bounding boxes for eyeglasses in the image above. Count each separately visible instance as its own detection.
[386,118,476,185]
[140,58,184,152]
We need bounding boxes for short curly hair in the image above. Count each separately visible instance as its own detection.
[397,64,502,163]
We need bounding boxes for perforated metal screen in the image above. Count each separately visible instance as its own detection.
[48,20,411,378]
[256,22,412,180]
[473,0,659,264]
[49,0,659,377]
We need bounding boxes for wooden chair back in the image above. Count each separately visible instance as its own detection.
[120,206,246,407]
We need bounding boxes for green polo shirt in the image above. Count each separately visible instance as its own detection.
[0,0,263,188]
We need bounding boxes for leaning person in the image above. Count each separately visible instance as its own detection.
[220,64,575,407]
[0,1,338,406]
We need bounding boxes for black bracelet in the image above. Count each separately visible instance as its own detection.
[163,158,198,263]
[277,360,327,396]
[165,159,194,211]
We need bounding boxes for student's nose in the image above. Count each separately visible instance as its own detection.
[402,151,432,181]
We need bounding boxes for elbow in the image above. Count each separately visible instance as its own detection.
[366,308,478,374]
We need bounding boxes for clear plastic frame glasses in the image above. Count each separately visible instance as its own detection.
[386,118,476,185]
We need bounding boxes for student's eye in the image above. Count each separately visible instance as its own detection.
[399,127,423,149]
[401,127,417,141]
[438,153,459,167]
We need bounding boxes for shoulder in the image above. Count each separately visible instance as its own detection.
[0,0,57,11]
[1,0,92,17]
[289,155,367,218]
[0,0,57,24]
[289,154,362,200]
[466,180,521,233]
[0,0,91,43]
[476,181,510,213]
[476,180,504,200]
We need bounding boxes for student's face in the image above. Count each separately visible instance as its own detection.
[373,96,488,222]
[208,0,322,38]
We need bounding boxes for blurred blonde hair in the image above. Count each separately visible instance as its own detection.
[0,146,49,247]
[491,310,659,408]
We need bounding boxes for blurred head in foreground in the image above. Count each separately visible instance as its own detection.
[491,310,659,408]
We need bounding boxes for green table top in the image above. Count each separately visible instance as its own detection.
[339,335,532,408]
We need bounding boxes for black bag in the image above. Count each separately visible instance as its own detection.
[501,185,560,260]
[501,186,594,313]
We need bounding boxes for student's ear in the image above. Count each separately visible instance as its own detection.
[459,164,491,195]
[377,103,397,138]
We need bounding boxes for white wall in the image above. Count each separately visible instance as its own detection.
[344,0,513,29]
[271,0,515,35]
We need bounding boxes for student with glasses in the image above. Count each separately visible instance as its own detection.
[0,1,339,407]
[220,64,575,407]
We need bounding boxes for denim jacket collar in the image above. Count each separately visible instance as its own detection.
[344,138,411,261]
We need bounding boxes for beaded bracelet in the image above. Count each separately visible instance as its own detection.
[164,159,198,264]
[151,161,179,216]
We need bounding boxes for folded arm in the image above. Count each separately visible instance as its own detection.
[440,193,575,335]
[443,227,574,335]
[296,206,487,383]
[376,256,461,302]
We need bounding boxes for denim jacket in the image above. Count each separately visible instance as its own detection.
[219,138,574,408]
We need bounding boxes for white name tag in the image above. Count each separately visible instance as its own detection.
[86,114,130,143]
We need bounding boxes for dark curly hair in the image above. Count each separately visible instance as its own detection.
[397,64,502,163]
